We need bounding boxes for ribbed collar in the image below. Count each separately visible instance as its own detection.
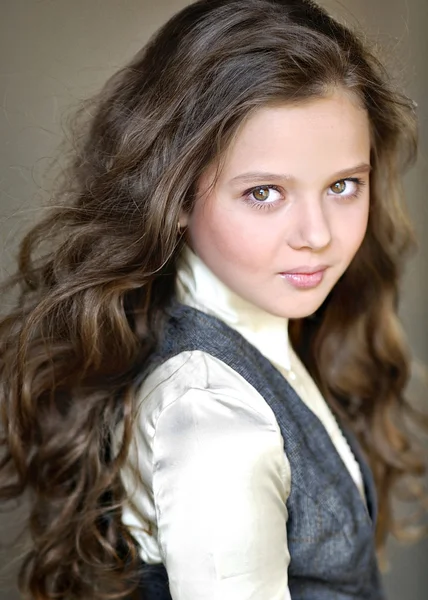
[175,244,291,372]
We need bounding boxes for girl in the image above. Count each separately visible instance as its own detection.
[0,0,426,599]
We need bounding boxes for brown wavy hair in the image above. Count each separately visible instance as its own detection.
[1,0,426,597]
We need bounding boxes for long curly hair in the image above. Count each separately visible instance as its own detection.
[0,0,426,597]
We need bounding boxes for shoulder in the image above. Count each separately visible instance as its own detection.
[136,350,281,434]
[128,350,291,505]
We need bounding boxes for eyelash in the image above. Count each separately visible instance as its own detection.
[243,178,366,211]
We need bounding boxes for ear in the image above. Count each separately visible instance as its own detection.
[179,209,190,227]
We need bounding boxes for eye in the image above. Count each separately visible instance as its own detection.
[330,180,347,194]
[328,178,364,199]
[247,185,282,204]
[252,186,271,201]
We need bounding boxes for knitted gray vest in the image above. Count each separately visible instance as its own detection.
[137,301,385,600]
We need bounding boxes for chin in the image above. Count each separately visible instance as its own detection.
[266,299,327,320]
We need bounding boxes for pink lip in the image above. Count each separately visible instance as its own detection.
[280,265,329,275]
[279,266,328,289]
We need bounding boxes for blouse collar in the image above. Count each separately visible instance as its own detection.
[175,244,291,371]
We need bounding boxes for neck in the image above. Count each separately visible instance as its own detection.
[175,244,291,372]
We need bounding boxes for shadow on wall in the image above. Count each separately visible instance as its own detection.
[0,502,28,600]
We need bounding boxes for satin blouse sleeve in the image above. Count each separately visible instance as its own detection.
[127,351,292,600]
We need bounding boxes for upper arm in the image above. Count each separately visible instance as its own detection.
[152,385,291,600]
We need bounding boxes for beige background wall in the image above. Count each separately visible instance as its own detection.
[1,1,427,598]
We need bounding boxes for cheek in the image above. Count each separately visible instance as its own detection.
[188,200,275,271]
[338,201,370,258]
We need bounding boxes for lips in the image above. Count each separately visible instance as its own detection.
[279,266,328,289]
[280,265,328,275]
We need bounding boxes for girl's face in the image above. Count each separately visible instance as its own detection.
[181,90,371,319]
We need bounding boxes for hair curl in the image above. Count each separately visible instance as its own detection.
[0,0,426,597]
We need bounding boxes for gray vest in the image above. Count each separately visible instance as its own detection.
[137,301,385,600]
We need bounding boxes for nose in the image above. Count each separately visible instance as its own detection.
[287,196,332,251]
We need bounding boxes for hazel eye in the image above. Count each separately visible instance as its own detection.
[252,186,272,201]
[330,180,347,194]
[328,178,365,199]
[244,184,283,210]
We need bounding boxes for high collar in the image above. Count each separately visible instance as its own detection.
[175,244,291,372]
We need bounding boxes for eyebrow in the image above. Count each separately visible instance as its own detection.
[229,163,372,185]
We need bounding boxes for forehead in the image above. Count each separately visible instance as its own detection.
[216,90,371,184]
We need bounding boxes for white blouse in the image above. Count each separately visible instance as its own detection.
[119,245,365,600]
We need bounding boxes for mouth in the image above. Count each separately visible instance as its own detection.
[281,265,329,275]
[279,266,328,289]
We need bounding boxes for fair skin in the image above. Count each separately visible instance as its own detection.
[181,89,371,319]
